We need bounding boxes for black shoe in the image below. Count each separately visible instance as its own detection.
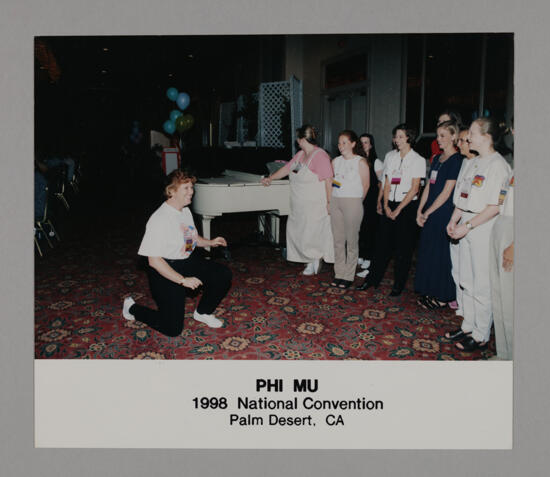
[388,288,402,297]
[330,278,343,287]
[356,280,373,291]
[338,280,353,289]
[444,328,471,341]
[455,336,488,352]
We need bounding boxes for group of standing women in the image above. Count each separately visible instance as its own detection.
[263,116,514,356]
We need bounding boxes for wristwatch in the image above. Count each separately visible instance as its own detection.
[465,221,474,230]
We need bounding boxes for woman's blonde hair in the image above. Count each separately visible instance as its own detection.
[437,120,460,145]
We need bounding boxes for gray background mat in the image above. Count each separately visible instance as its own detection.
[1,0,549,475]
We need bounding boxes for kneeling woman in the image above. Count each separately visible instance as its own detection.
[122,170,232,336]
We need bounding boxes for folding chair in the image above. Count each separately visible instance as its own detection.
[35,186,60,254]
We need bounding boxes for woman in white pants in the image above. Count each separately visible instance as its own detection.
[330,130,370,289]
[490,169,514,360]
[445,117,511,352]
[449,127,478,316]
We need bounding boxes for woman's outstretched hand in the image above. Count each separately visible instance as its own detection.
[210,236,227,248]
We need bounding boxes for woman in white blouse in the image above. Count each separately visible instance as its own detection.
[357,124,426,296]
[121,170,232,336]
[329,130,370,289]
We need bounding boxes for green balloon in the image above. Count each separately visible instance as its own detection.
[175,115,186,132]
[182,114,194,130]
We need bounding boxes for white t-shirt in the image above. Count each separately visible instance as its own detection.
[453,152,511,213]
[138,202,198,259]
[498,170,514,217]
[331,155,364,198]
[383,149,426,202]
[374,158,384,182]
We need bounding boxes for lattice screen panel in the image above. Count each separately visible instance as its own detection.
[289,76,303,155]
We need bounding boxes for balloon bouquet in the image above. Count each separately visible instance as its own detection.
[163,87,195,136]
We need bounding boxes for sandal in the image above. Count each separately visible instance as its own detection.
[338,280,353,289]
[456,336,488,352]
[417,295,430,309]
[444,328,471,341]
[425,296,448,310]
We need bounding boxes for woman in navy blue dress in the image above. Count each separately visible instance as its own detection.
[415,120,463,308]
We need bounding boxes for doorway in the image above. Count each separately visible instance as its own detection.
[323,87,368,157]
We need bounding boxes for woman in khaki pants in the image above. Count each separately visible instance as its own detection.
[329,130,370,289]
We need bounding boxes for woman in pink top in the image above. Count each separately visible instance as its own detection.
[261,125,334,275]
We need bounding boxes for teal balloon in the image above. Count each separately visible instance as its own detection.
[163,119,176,135]
[166,87,178,101]
[176,92,190,111]
[170,109,183,121]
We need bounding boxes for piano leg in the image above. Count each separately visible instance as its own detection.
[201,215,215,251]
[270,214,280,244]
[258,213,278,244]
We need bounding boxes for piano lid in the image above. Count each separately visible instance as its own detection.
[184,146,290,178]
[197,169,289,186]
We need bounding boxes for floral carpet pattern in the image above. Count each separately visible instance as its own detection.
[35,211,496,360]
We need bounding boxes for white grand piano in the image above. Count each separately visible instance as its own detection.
[191,169,290,249]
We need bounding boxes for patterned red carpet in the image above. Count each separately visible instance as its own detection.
[35,193,496,360]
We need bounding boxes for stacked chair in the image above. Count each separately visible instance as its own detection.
[34,186,60,257]
[34,158,81,257]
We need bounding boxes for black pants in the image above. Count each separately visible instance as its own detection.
[367,200,418,291]
[130,253,232,337]
[358,198,379,260]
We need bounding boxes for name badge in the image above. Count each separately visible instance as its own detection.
[429,169,438,185]
[460,176,472,199]
[391,170,402,185]
[292,162,303,173]
[498,189,507,205]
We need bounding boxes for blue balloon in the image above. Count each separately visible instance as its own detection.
[163,119,176,135]
[176,92,190,111]
[166,87,178,101]
[170,109,183,121]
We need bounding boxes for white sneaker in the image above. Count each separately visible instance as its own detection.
[303,259,321,275]
[122,297,135,320]
[303,263,314,275]
[356,269,369,278]
[312,259,321,274]
[357,258,364,265]
[193,310,223,328]
[361,260,371,270]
